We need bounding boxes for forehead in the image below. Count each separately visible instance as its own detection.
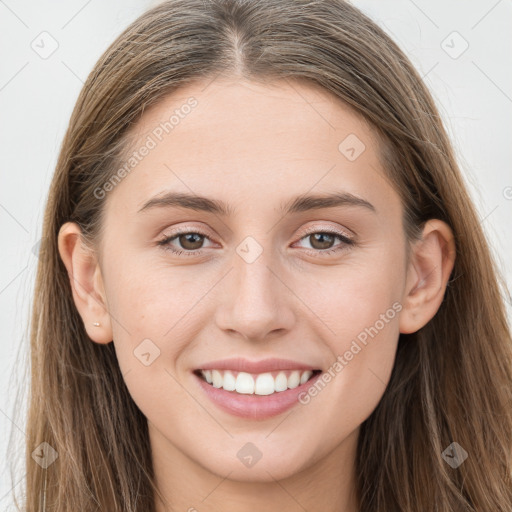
[104,77,398,219]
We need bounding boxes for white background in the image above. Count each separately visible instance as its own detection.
[1,0,511,508]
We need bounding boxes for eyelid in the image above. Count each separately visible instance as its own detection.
[296,223,354,241]
[160,225,213,239]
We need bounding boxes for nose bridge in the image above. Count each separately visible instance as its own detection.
[216,236,295,340]
[235,245,276,304]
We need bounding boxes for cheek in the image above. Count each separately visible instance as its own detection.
[105,252,211,335]
[104,254,224,395]
[103,261,201,427]
[298,245,404,344]
[293,251,403,423]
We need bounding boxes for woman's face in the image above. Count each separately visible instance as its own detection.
[65,76,430,495]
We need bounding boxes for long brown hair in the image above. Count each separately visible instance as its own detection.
[9,0,512,510]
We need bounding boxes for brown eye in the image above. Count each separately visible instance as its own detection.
[308,232,336,250]
[177,233,204,250]
[157,230,214,256]
[293,228,355,257]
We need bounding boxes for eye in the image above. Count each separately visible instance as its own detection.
[293,228,355,256]
[157,229,214,256]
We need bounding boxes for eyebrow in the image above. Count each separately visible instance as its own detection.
[137,190,376,216]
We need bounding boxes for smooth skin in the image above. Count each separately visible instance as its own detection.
[58,77,455,512]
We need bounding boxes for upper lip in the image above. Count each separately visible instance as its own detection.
[196,357,320,374]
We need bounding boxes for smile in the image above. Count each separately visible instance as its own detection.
[192,358,324,420]
[195,368,322,396]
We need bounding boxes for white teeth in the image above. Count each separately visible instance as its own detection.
[254,373,274,395]
[211,369,223,388]
[222,370,236,391]
[288,370,300,389]
[300,370,313,384]
[235,372,254,394]
[274,372,288,392]
[199,369,317,395]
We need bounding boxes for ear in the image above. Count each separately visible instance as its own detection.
[57,222,113,344]
[399,219,456,334]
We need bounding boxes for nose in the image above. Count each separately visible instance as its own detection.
[214,245,296,342]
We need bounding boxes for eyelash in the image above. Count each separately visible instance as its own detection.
[156,226,355,258]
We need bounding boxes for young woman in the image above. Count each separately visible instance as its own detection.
[15,0,512,510]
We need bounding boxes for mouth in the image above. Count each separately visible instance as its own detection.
[193,368,323,396]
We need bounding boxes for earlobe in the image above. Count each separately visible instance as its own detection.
[57,222,113,344]
[399,219,456,334]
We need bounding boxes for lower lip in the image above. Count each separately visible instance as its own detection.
[194,371,322,420]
